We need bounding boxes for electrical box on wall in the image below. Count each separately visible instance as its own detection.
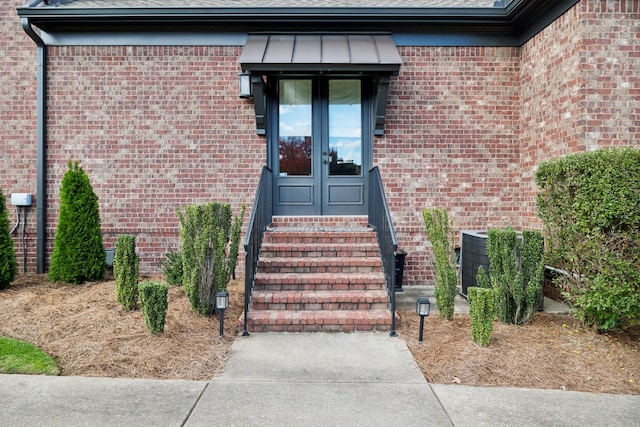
[11,193,32,207]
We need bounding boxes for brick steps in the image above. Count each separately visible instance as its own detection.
[258,257,382,274]
[245,310,393,333]
[250,290,389,311]
[271,216,369,228]
[254,272,385,291]
[259,242,380,258]
[243,218,392,333]
[264,230,376,244]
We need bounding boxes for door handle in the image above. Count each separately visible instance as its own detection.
[323,159,328,164]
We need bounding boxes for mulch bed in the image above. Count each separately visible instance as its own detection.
[1,274,638,395]
[0,274,244,380]
[396,310,640,395]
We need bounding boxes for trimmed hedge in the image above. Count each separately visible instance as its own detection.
[114,234,139,311]
[478,228,543,325]
[178,202,244,316]
[138,281,169,335]
[49,161,106,284]
[536,147,640,331]
[467,286,496,347]
[423,208,458,320]
[0,192,17,290]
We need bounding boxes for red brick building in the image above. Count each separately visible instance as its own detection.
[2,0,639,288]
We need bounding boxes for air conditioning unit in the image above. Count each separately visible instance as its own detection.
[459,230,489,297]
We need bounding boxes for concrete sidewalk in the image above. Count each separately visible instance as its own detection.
[1,333,639,427]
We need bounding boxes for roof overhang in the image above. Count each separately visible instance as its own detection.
[18,0,581,46]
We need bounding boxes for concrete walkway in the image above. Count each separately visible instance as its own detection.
[1,333,639,426]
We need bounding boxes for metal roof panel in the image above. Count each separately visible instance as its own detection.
[241,33,402,74]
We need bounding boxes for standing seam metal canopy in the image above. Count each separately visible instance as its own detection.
[240,34,403,74]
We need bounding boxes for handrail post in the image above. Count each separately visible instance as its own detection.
[242,166,272,336]
[368,166,398,337]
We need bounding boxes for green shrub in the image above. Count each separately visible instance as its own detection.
[138,281,169,335]
[467,287,496,347]
[114,234,139,311]
[178,202,245,316]
[521,230,545,321]
[536,147,640,331]
[422,208,458,320]
[475,266,491,289]
[0,193,17,290]
[160,249,183,287]
[484,228,543,325]
[49,161,106,284]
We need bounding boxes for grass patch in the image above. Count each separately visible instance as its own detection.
[0,336,60,375]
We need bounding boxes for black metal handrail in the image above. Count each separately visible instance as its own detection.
[242,166,273,336]
[368,166,398,337]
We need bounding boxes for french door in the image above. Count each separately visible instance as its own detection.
[272,77,370,215]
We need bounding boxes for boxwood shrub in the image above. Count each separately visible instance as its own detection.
[422,208,458,320]
[138,281,169,335]
[467,286,496,347]
[114,234,139,311]
[536,147,640,331]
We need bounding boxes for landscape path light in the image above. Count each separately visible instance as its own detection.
[216,291,230,337]
[416,296,431,342]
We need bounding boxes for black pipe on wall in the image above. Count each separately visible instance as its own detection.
[21,15,47,274]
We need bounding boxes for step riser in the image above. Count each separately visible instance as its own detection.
[247,324,390,333]
[252,302,389,311]
[272,216,369,228]
[264,235,377,245]
[254,273,386,291]
[259,258,381,273]
[244,310,395,333]
[260,246,380,258]
[254,283,383,291]
[259,265,380,274]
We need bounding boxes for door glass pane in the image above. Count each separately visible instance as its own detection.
[328,80,362,176]
[278,80,312,176]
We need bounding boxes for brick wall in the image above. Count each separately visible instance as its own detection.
[45,45,262,273]
[382,46,521,285]
[519,3,586,229]
[0,0,38,272]
[519,0,640,229]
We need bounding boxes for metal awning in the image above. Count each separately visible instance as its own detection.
[240,34,402,75]
[240,34,403,136]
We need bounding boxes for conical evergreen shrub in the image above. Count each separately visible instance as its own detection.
[49,161,106,284]
[0,192,18,290]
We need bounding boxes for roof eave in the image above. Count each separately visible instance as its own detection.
[17,5,511,27]
[17,0,581,45]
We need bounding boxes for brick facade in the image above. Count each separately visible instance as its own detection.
[45,45,261,273]
[382,46,521,285]
[1,0,638,285]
